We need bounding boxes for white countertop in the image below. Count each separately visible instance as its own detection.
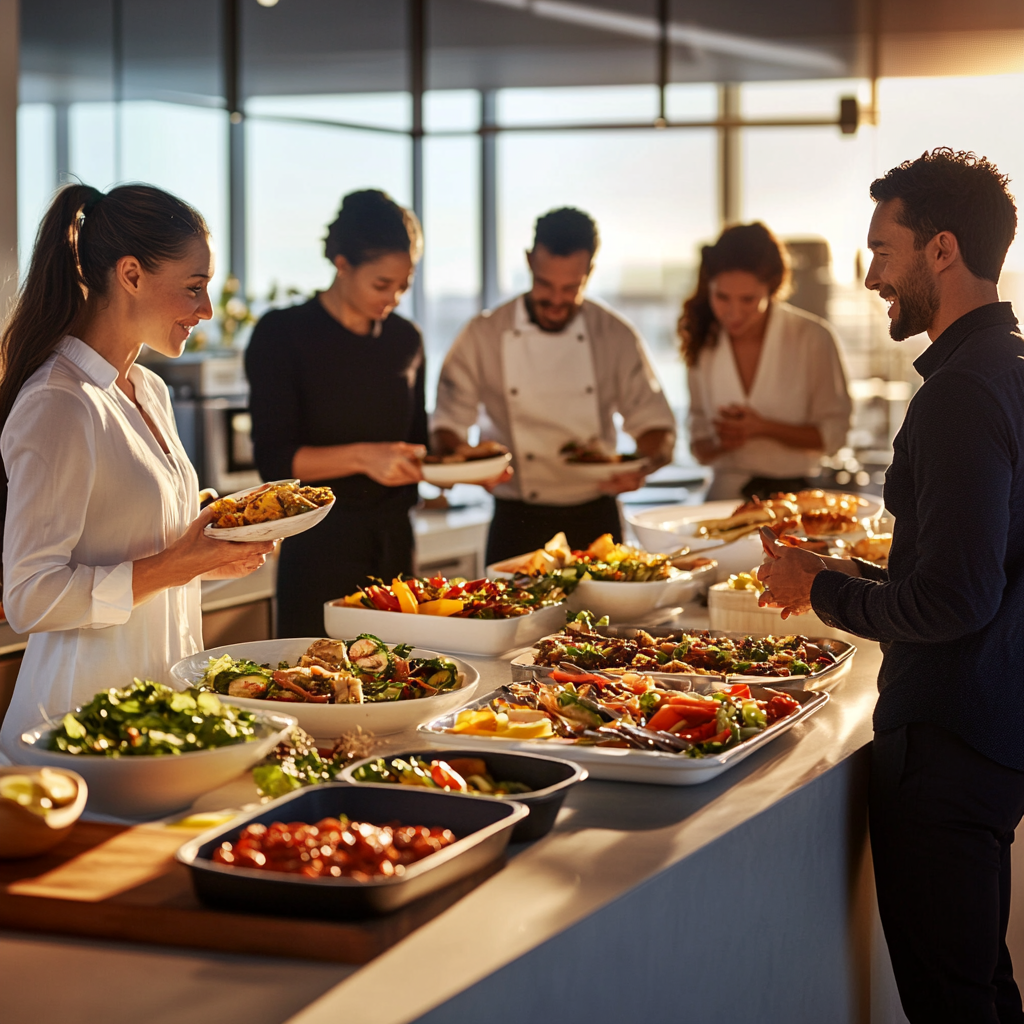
[1,626,884,1024]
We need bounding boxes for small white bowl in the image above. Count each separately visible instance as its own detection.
[16,710,295,820]
[171,637,480,740]
[420,453,512,488]
[204,479,335,543]
[564,567,712,623]
[707,583,862,643]
[0,766,88,859]
[322,602,567,658]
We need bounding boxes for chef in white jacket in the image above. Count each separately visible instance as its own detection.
[432,207,676,564]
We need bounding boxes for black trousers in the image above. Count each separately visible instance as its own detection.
[740,475,810,500]
[275,501,414,638]
[485,495,622,566]
[870,722,1024,1024]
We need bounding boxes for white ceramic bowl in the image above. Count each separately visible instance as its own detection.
[322,602,567,658]
[627,495,883,583]
[707,583,862,643]
[15,710,295,819]
[421,453,511,488]
[171,637,480,740]
[204,479,335,543]
[563,564,715,623]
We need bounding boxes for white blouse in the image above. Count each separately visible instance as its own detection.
[0,337,202,755]
[686,302,852,497]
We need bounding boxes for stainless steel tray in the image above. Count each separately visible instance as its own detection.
[510,628,855,691]
[416,684,829,786]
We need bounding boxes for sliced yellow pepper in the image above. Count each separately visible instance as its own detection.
[418,598,465,617]
[498,719,554,740]
[391,578,419,615]
[343,591,365,606]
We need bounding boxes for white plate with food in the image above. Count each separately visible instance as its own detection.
[323,601,567,659]
[628,491,883,582]
[16,683,295,818]
[420,443,512,488]
[171,636,480,739]
[559,457,649,484]
[563,564,716,621]
[204,479,335,542]
[417,683,829,786]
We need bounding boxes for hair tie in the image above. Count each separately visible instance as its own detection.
[82,190,105,216]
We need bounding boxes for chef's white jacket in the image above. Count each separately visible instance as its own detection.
[686,301,853,500]
[0,337,202,756]
[432,296,676,506]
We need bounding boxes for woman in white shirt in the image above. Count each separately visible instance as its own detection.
[680,223,852,501]
[0,183,274,755]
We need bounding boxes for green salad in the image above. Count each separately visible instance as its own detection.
[48,680,262,757]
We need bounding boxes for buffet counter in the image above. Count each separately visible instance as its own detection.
[1,634,936,1024]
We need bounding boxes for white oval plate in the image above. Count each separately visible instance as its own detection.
[170,637,479,739]
[559,458,648,483]
[203,479,335,543]
[421,453,512,488]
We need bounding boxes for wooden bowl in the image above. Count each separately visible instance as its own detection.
[0,765,88,859]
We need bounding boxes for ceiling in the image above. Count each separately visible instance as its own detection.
[18,0,1024,105]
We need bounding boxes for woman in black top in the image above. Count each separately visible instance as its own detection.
[245,190,427,636]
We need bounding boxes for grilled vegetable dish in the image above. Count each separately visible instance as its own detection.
[339,573,570,618]
[532,618,838,678]
[197,636,462,705]
[445,672,802,758]
[209,481,334,529]
[48,680,261,756]
[212,816,457,880]
[352,755,532,797]
[496,531,681,583]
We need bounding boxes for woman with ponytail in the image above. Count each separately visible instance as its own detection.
[679,223,853,501]
[245,189,428,636]
[0,183,274,754]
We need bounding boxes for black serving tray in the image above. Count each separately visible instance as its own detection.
[342,748,587,842]
[175,783,527,919]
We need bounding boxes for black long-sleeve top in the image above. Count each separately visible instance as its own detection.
[811,302,1024,770]
[244,298,428,509]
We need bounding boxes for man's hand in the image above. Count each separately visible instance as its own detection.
[757,541,826,619]
[599,467,647,495]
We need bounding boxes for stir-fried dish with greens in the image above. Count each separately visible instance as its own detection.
[496,532,682,583]
[338,572,570,618]
[197,636,463,705]
[533,616,839,679]
[48,680,261,756]
[351,755,532,797]
[252,727,371,799]
[445,672,803,758]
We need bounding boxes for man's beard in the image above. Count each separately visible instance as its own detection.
[888,253,940,341]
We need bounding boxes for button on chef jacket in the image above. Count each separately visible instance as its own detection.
[433,296,676,506]
[0,337,202,757]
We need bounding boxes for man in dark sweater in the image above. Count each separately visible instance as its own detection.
[758,149,1023,1024]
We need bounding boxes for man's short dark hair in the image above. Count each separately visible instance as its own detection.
[870,148,1017,282]
[532,207,599,258]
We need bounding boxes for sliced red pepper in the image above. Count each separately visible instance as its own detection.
[720,683,751,699]
[406,578,428,601]
[366,585,400,612]
[647,703,716,732]
[674,720,718,742]
[701,728,734,746]
[550,669,608,686]
[431,761,468,792]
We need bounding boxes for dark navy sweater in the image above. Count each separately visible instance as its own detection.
[811,302,1024,770]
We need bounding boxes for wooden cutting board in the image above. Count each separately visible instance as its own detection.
[0,820,501,963]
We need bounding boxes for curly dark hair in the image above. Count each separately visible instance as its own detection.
[870,148,1017,282]
[678,222,790,368]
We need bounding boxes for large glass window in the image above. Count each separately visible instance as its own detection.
[246,115,412,303]
[16,103,55,275]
